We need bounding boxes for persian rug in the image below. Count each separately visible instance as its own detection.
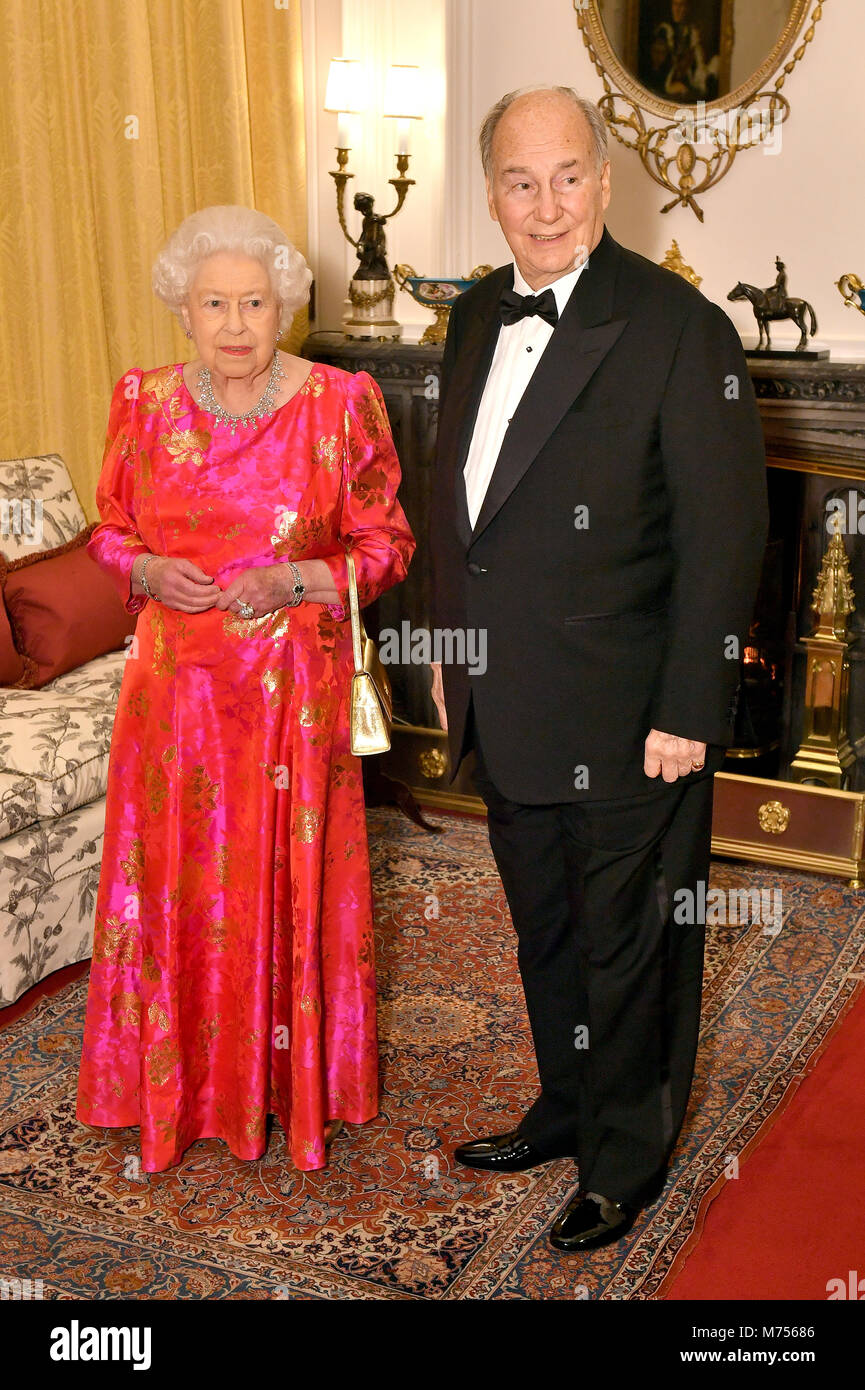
[1,807,863,1301]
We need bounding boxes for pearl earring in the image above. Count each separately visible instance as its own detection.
[185,329,192,340]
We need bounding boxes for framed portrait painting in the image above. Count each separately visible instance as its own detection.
[623,0,734,105]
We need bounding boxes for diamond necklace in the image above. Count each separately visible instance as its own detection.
[196,352,285,434]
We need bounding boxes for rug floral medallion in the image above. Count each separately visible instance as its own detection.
[1,808,863,1300]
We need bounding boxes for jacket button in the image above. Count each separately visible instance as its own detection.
[467,561,484,576]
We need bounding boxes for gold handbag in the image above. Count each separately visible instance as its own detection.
[347,551,392,756]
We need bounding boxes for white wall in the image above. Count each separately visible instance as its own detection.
[304,0,865,359]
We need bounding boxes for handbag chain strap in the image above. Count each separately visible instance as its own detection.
[346,551,364,675]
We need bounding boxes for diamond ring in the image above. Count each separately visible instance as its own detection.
[237,601,255,619]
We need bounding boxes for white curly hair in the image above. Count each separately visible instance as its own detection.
[152,205,312,335]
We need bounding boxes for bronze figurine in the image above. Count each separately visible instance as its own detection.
[728,257,818,352]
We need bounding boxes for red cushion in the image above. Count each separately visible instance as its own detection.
[2,530,137,688]
[0,587,26,684]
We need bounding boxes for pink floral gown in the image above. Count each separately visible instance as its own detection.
[76,361,415,1171]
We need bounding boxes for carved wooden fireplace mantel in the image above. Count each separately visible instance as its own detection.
[303,334,865,885]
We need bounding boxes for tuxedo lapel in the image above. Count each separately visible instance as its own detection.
[471,228,628,542]
[440,267,510,547]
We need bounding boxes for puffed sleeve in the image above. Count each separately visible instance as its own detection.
[86,368,152,614]
[320,370,415,619]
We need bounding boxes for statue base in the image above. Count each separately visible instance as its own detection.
[745,346,830,360]
[343,277,403,341]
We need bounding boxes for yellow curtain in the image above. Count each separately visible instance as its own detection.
[0,0,307,519]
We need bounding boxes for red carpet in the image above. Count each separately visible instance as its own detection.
[663,983,865,1300]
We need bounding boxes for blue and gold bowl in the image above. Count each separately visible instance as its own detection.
[394,265,493,344]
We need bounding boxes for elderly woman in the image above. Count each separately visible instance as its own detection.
[76,205,415,1173]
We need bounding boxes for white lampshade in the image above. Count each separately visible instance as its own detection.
[324,58,364,114]
[383,65,423,120]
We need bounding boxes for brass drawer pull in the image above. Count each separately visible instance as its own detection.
[758,800,791,834]
[419,749,447,780]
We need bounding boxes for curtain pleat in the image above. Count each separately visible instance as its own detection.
[0,0,307,518]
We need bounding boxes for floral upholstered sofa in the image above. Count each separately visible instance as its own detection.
[0,454,130,1006]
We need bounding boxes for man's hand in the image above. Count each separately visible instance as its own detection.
[644,728,706,783]
[430,661,448,731]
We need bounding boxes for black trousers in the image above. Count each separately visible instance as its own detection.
[471,734,715,1207]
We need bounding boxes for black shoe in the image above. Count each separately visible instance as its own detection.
[454,1129,551,1172]
[549,1188,637,1252]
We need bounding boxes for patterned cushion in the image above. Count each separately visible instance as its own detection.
[0,795,104,1004]
[0,454,88,561]
[0,650,125,831]
[0,771,38,841]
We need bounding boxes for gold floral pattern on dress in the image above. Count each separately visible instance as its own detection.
[298,699,329,728]
[299,369,324,398]
[213,845,229,885]
[126,690,150,718]
[262,667,292,708]
[287,514,329,551]
[294,805,323,843]
[300,995,320,1015]
[120,837,145,886]
[222,609,292,642]
[142,954,162,983]
[244,1102,264,1140]
[146,1037,180,1087]
[139,367,178,406]
[92,912,137,965]
[261,760,290,789]
[271,509,298,549]
[312,434,341,472]
[182,765,219,819]
[110,991,141,1026]
[197,1015,222,1051]
[157,428,211,469]
[147,1001,170,1031]
[145,762,169,815]
[354,386,390,442]
[109,427,136,471]
[149,607,175,679]
[134,447,155,501]
[346,465,389,510]
[203,918,229,952]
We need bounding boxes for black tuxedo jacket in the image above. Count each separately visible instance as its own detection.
[430,227,769,804]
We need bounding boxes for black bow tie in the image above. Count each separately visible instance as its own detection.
[499,286,559,329]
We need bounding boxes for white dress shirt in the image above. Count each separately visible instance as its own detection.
[463,257,589,528]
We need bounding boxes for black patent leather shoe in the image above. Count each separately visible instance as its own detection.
[454,1129,551,1172]
[549,1188,637,1252]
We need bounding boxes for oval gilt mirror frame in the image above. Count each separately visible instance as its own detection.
[575,0,827,219]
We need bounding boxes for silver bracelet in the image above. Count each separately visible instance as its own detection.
[139,555,160,601]
[286,561,305,607]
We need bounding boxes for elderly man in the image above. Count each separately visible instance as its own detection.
[429,86,768,1252]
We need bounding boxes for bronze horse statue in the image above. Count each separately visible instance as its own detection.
[727,278,818,351]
